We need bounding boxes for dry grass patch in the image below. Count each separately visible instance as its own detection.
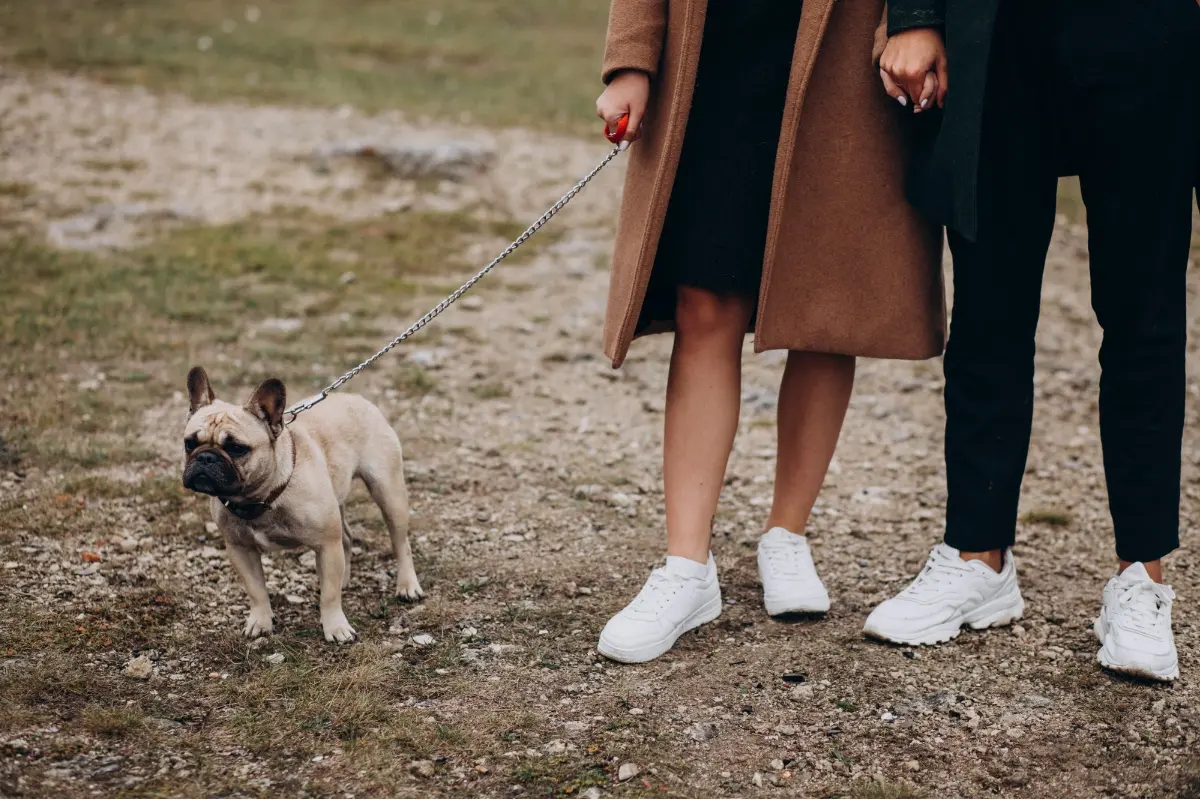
[0,0,610,133]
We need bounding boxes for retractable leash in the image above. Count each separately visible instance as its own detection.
[283,114,632,424]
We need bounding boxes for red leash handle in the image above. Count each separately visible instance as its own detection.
[604,113,630,145]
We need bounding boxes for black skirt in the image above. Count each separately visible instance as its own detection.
[652,1,803,299]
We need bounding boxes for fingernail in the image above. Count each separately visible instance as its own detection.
[920,98,929,108]
[897,96,907,107]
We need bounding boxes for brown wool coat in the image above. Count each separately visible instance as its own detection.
[601,0,946,367]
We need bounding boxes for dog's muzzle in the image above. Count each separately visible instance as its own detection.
[182,448,241,496]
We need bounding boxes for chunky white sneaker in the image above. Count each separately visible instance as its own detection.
[597,553,722,663]
[758,527,830,615]
[863,543,1024,645]
[1095,562,1178,682]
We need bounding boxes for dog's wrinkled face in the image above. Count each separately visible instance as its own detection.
[181,366,288,498]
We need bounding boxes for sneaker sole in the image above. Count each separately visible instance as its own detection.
[764,593,831,617]
[597,594,722,664]
[863,590,1025,647]
[1093,615,1179,682]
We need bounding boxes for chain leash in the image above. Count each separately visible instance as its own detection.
[284,142,625,423]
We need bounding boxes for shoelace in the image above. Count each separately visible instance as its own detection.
[900,544,977,600]
[629,568,686,615]
[761,536,813,579]
[1114,580,1174,636]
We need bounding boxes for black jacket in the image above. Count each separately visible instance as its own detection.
[889,0,1001,241]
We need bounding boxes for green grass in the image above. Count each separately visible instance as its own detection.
[0,0,610,133]
[0,207,538,470]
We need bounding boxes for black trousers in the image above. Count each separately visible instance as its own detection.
[943,0,1200,563]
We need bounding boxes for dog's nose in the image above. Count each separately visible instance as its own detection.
[195,450,221,465]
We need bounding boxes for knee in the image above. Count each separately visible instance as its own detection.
[675,287,752,340]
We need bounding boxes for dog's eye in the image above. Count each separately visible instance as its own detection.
[223,441,251,458]
[184,438,199,453]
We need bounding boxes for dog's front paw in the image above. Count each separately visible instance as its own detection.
[394,574,426,602]
[243,610,275,639]
[322,613,358,644]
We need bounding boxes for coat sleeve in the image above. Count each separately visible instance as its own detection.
[601,0,667,83]
[887,0,945,35]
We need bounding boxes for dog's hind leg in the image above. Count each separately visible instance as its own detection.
[339,504,353,589]
[360,449,423,601]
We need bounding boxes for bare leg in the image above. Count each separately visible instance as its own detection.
[664,287,755,564]
[765,351,855,533]
[227,541,274,638]
[1120,559,1163,583]
[316,536,356,643]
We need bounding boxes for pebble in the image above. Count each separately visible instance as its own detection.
[544,739,567,755]
[618,762,640,781]
[265,652,285,665]
[564,721,587,734]
[769,759,785,771]
[7,739,30,753]
[408,760,435,778]
[751,772,764,787]
[685,722,716,743]
[411,634,435,647]
[774,724,797,736]
[582,788,602,799]
[285,594,305,605]
[905,760,920,771]
[791,685,814,700]
[122,655,153,680]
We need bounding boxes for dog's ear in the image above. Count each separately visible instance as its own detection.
[246,378,287,438]
[187,366,216,414]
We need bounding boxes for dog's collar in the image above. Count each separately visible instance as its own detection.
[219,432,297,522]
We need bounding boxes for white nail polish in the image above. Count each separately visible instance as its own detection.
[920,98,929,108]
[897,96,907,107]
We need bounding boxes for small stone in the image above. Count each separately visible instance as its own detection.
[204,521,218,534]
[791,685,814,700]
[905,760,920,771]
[299,551,317,568]
[967,717,981,730]
[460,297,484,311]
[881,711,896,722]
[7,739,30,753]
[1006,727,1024,739]
[581,787,602,799]
[628,708,644,716]
[685,722,716,742]
[459,626,478,638]
[411,634,435,647]
[544,739,568,755]
[769,759,785,771]
[123,655,153,680]
[409,760,435,778]
[265,652,285,665]
[1023,694,1052,708]
[618,762,640,781]
[285,594,305,605]
[751,772,764,787]
[564,721,587,735]
[774,724,797,736]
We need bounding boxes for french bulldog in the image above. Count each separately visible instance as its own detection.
[181,366,424,642]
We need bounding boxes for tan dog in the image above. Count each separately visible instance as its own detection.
[181,366,424,642]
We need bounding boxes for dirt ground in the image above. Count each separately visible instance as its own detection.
[2,67,1200,799]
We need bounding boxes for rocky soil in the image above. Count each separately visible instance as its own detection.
[1,68,1199,798]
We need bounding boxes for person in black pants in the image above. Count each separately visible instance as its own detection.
[863,0,1199,682]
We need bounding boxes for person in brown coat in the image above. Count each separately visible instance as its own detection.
[592,0,945,664]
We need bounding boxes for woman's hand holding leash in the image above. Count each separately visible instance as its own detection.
[597,69,649,147]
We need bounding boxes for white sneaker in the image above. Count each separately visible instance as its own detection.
[863,543,1024,645]
[597,553,722,663]
[758,527,830,615]
[1095,562,1178,682]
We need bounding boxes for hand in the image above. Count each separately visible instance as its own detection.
[879,28,947,112]
[596,69,649,142]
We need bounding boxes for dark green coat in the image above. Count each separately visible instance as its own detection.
[889,0,1000,241]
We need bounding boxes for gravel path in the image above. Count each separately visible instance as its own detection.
[1,69,1198,798]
